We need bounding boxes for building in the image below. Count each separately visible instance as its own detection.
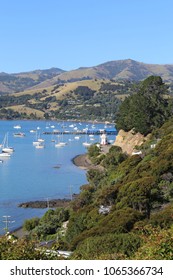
[100,133,108,145]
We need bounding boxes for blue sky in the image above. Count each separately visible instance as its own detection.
[0,0,173,73]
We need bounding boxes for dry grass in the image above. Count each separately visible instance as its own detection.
[6,105,44,118]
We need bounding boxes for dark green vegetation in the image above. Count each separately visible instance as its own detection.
[62,117,173,259]
[116,76,172,135]
[54,84,126,121]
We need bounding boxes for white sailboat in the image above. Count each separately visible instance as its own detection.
[82,134,91,147]
[55,134,67,147]
[13,125,21,129]
[0,152,11,157]
[33,131,41,146]
[35,143,45,149]
[1,133,14,153]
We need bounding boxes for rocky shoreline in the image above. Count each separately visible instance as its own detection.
[72,154,93,169]
[18,198,71,209]
[72,153,105,171]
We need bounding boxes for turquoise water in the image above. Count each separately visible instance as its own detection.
[0,120,116,234]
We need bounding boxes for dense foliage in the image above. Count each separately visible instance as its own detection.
[63,116,173,259]
[116,76,172,135]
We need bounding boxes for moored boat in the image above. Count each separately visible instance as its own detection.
[1,133,14,153]
[0,152,11,157]
[13,132,25,137]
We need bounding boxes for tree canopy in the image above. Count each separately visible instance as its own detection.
[116,76,171,135]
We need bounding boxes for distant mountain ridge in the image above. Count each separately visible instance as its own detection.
[0,68,65,94]
[1,59,173,94]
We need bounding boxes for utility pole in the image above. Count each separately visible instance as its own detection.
[69,185,73,201]
[46,198,50,209]
[2,216,15,234]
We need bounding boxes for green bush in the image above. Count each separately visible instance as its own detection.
[72,233,142,259]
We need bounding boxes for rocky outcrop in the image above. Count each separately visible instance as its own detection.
[18,199,71,209]
[113,129,149,155]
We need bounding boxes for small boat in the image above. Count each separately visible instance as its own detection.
[0,152,11,157]
[55,142,67,147]
[13,125,21,129]
[35,143,44,149]
[13,132,25,137]
[82,142,91,147]
[38,138,45,143]
[55,135,67,147]
[0,159,3,163]
[33,141,40,146]
[82,134,91,147]
[2,147,14,153]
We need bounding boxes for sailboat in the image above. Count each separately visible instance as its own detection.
[35,143,45,149]
[1,133,14,153]
[82,133,91,147]
[0,152,11,158]
[33,131,40,146]
[32,131,45,148]
[55,134,67,147]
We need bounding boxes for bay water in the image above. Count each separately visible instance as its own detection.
[0,120,116,235]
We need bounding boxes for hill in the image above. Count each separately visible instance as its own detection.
[1,59,173,95]
[0,68,65,94]
[0,79,133,121]
[53,59,173,83]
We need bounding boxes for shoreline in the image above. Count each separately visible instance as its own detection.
[18,198,71,209]
[72,153,105,171]
[72,154,93,170]
[2,154,99,238]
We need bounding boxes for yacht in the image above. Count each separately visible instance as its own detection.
[1,133,14,153]
[13,132,25,137]
[82,142,91,147]
[35,143,44,149]
[13,125,21,129]
[55,135,67,148]
[0,152,11,157]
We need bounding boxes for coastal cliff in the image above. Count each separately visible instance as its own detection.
[113,129,149,155]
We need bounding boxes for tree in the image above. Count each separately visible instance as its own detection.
[117,176,162,218]
[116,76,171,135]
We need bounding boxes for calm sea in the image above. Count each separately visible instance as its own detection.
[0,120,116,235]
